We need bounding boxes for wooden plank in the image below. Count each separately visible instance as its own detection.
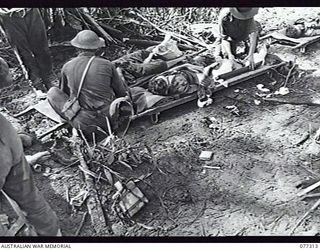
[219,62,287,88]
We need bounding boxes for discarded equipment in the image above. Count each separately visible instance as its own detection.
[199,151,213,161]
[114,181,148,218]
[70,190,90,208]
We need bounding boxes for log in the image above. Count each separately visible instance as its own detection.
[124,38,196,51]
[80,11,116,44]
[98,22,124,40]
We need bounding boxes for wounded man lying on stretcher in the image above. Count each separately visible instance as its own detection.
[113,35,191,86]
[146,44,279,107]
[285,17,320,38]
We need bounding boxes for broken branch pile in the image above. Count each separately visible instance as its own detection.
[67,128,153,235]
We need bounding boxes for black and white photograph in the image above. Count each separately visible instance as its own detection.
[1,6,320,241]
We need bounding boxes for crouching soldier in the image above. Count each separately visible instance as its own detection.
[218,7,261,69]
[0,57,61,236]
[47,30,131,140]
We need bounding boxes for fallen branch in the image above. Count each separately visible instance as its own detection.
[263,98,320,107]
[53,160,80,175]
[77,161,109,183]
[290,198,320,235]
[294,131,310,147]
[133,10,210,49]
[283,63,297,88]
[80,10,117,44]
[75,212,88,236]
[270,213,286,230]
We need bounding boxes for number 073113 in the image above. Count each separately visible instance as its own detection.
[300,244,319,248]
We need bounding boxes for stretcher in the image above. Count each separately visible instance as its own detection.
[131,61,287,123]
[13,99,67,139]
[14,61,286,138]
[260,28,320,53]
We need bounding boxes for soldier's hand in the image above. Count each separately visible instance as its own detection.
[244,54,255,70]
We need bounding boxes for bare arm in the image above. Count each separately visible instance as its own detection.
[165,55,187,69]
[248,31,258,57]
[244,31,259,70]
[221,40,235,60]
[116,67,126,83]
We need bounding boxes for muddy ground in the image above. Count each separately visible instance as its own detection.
[2,7,320,237]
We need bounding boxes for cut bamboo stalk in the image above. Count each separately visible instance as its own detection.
[297,180,320,197]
